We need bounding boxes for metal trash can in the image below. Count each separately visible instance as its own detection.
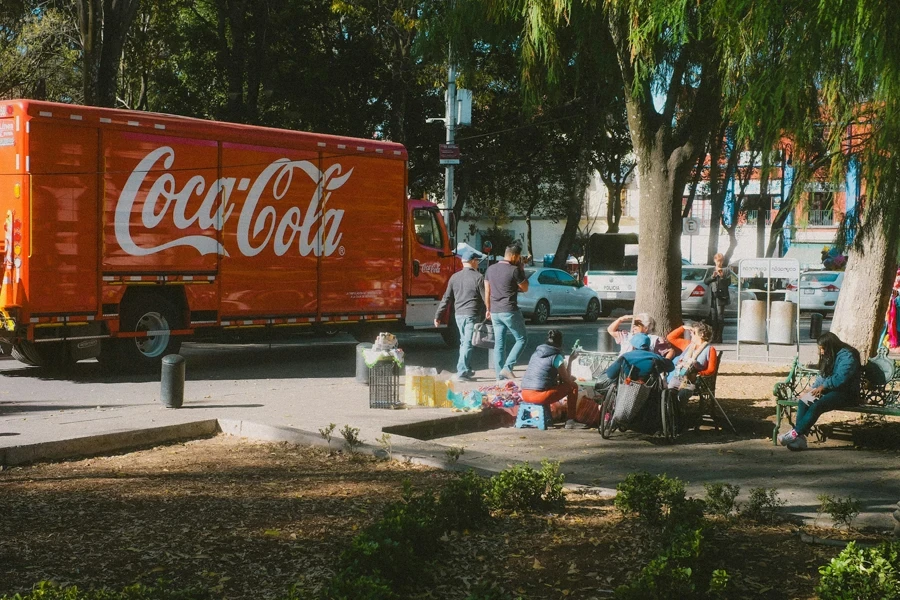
[597,328,616,352]
[355,342,373,384]
[369,360,400,408]
[160,354,185,409]
[809,313,824,339]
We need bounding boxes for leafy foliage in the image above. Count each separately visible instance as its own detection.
[817,541,900,600]
[0,581,211,600]
[817,494,861,530]
[486,460,565,513]
[435,470,491,532]
[740,487,785,524]
[702,482,741,519]
[614,528,729,600]
[615,472,704,529]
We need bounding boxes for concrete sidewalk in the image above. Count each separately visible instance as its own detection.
[1,341,897,533]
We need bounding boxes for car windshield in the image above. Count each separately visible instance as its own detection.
[524,269,536,279]
[801,273,839,283]
[682,267,708,282]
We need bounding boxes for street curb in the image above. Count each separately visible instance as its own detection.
[0,420,220,467]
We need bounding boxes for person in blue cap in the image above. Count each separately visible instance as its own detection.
[605,333,675,383]
[435,248,486,381]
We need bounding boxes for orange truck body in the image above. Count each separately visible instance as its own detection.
[0,100,455,368]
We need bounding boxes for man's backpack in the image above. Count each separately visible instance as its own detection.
[864,355,894,387]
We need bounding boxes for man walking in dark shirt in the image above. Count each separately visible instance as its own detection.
[435,248,486,381]
[485,242,529,380]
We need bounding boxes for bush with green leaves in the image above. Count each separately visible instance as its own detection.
[436,470,491,532]
[740,487,784,524]
[338,481,439,589]
[0,581,211,600]
[817,541,900,600]
[614,528,729,600]
[817,494,861,530]
[703,482,740,519]
[615,472,704,529]
[487,460,565,513]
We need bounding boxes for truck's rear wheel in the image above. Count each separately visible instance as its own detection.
[10,341,71,370]
[118,294,182,372]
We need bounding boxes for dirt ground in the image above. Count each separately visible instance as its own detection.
[0,435,889,600]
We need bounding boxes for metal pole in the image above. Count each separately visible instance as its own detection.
[445,47,457,216]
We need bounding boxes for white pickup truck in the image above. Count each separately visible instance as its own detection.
[583,270,637,316]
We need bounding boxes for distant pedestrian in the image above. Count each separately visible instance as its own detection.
[704,253,730,343]
[485,242,529,380]
[435,248,486,381]
[779,332,861,451]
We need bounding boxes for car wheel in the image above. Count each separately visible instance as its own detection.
[532,300,550,324]
[584,298,601,322]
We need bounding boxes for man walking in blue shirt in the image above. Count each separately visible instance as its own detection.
[484,242,529,380]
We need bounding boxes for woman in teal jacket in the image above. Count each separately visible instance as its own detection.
[779,332,861,451]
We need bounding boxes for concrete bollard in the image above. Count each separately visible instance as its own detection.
[809,313,824,340]
[355,343,373,385]
[160,354,185,409]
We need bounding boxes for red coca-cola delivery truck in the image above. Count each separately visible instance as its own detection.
[0,100,457,370]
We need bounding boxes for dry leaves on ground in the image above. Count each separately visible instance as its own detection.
[0,435,885,599]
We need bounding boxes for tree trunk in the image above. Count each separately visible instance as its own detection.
[756,165,770,257]
[632,143,687,333]
[831,216,900,357]
[76,0,141,107]
[525,211,534,263]
[605,182,621,233]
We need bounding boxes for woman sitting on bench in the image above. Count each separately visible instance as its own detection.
[667,322,716,405]
[779,332,861,451]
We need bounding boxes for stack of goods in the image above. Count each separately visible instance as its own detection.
[404,367,452,408]
[476,380,522,419]
[362,332,404,367]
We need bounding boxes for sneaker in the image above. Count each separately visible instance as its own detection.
[499,367,516,380]
[564,419,589,430]
[787,435,808,451]
[779,429,799,446]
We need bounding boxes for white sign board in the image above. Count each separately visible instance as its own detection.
[739,258,800,279]
[683,217,700,235]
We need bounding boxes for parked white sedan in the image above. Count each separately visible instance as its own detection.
[784,271,844,317]
[518,268,602,324]
[681,265,757,319]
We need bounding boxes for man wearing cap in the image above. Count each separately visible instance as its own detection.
[435,248,486,381]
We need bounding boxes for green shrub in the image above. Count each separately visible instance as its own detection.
[740,487,784,524]
[703,482,740,519]
[817,541,900,600]
[614,528,729,600]
[817,494,861,530]
[487,460,565,513]
[338,481,439,588]
[436,470,492,532]
[1,581,211,600]
[615,472,704,529]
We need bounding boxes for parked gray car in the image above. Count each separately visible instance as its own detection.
[681,265,756,319]
[518,268,602,324]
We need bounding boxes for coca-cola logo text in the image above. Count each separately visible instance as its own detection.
[115,146,350,258]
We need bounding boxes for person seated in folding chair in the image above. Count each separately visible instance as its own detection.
[521,330,584,430]
[605,334,675,432]
[666,321,717,424]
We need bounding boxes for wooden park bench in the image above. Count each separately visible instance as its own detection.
[772,348,900,444]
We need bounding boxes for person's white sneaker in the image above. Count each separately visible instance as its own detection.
[787,435,808,451]
[779,429,798,446]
